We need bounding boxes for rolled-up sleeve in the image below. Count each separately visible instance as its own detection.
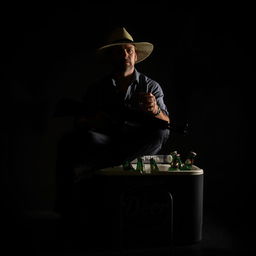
[148,81,169,116]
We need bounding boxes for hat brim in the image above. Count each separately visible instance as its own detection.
[97,42,154,63]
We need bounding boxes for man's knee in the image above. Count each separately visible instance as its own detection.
[131,128,170,156]
[146,128,170,154]
[86,130,112,146]
[152,128,170,145]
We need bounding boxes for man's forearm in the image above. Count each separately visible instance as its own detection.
[154,108,170,123]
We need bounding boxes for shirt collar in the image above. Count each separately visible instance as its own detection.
[111,68,140,87]
[133,68,140,84]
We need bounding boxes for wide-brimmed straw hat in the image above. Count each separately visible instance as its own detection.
[97,27,154,63]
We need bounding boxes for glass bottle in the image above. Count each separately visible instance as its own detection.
[176,153,184,170]
[168,151,179,171]
[122,161,135,171]
[150,158,159,173]
[136,157,144,173]
[183,151,197,170]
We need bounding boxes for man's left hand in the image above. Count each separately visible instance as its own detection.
[137,93,159,115]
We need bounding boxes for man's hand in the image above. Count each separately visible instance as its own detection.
[137,92,159,115]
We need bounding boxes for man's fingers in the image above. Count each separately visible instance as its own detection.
[137,93,157,114]
[142,94,156,103]
[144,102,155,107]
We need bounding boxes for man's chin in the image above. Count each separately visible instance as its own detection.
[115,64,132,72]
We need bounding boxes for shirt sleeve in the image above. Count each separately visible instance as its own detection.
[148,81,169,116]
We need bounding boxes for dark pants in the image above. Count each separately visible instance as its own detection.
[55,123,170,214]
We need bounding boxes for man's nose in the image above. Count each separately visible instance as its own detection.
[120,49,129,58]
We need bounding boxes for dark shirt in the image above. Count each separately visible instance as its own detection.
[82,69,169,129]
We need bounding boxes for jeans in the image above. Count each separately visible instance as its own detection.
[55,122,170,214]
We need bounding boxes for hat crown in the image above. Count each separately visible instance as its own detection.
[107,27,134,43]
[98,27,154,64]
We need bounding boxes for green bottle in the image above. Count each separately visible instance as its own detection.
[168,151,179,171]
[122,161,135,171]
[136,157,144,173]
[176,153,184,170]
[150,158,159,173]
[183,151,197,170]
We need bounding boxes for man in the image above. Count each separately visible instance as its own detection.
[55,27,170,213]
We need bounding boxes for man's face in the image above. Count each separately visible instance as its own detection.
[109,43,137,72]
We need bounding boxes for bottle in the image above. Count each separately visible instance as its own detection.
[136,157,144,173]
[122,161,135,171]
[150,158,159,173]
[168,151,179,171]
[183,151,197,170]
[176,153,184,170]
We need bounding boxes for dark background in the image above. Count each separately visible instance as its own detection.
[2,3,253,254]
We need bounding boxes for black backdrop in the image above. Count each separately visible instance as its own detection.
[3,3,253,252]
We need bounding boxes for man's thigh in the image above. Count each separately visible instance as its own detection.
[111,127,170,162]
